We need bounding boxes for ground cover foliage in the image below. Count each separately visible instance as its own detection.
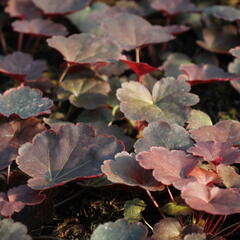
[2,0,240,239]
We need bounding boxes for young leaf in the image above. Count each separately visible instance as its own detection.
[161,202,192,216]
[101,151,164,191]
[0,52,47,81]
[16,123,124,190]
[181,182,240,215]
[136,147,198,186]
[47,33,122,65]
[134,121,192,153]
[0,219,32,240]
[90,219,148,240]
[0,185,45,217]
[0,86,53,119]
[186,110,212,130]
[12,18,68,37]
[116,78,199,125]
[100,13,174,51]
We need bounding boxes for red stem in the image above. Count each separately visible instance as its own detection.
[213,215,227,236]
[205,215,216,233]
[167,186,175,202]
[208,216,223,234]
[146,190,159,209]
[17,33,24,51]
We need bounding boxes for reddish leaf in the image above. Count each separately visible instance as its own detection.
[32,0,91,16]
[151,0,196,16]
[0,86,53,119]
[188,141,240,165]
[136,147,198,186]
[121,60,158,77]
[47,33,122,65]
[181,182,240,215]
[180,63,236,85]
[0,185,45,217]
[16,123,124,190]
[100,13,174,51]
[12,18,68,37]
[190,120,240,145]
[0,52,47,82]
[5,0,42,19]
[101,151,164,191]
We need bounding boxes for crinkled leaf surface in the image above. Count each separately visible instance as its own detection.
[47,33,121,65]
[90,219,148,240]
[100,13,174,51]
[5,0,41,19]
[12,18,68,37]
[0,219,32,240]
[101,151,164,191]
[0,52,47,81]
[60,74,110,109]
[134,121,192,153]
[186,110,212,130]
[32,0,91,15]
[181,182,240,215]
[188,141,240,165]
[204,5,240,22]
[151,0,196,16]
[0,86,53,119]
[151,217,182,240]
[117,78,199,125]
[217,164,240,188]
[0,118,45,170]
[0,185,45,217]
[190,120,240,145]
[136,147,198,186]
[197,26,240,54]
[180,63,236,84]
[16,124,124,190]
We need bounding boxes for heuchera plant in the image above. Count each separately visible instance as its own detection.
[1,0,240,239]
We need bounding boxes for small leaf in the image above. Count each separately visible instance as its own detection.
[186,110,212,130]
[90,219,148,240]
[124,198,146,223]
[161,201,192,216]
[0,87,53,119]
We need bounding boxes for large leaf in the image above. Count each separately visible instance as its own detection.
[136,147,198,186]
[12,18,68,37]
[0,219,32,240]
[47,33,122,65]
[32,0,91,15]
[0,52,47,81]
[16,123,124,190]
[0,86,53,119]
[134,121,192,153]
[0,185,45,217]
[190,120,240,145]
[116,78,199,125]
[100,13,174,51]
[151,0,196,16]
[181,182,240,215]
[101,151,164,191]
[90,219,148,240]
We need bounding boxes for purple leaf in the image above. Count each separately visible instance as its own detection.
[100,13,174,51]
[0,52,47,81]
[12,18,68,37]
[0,86,53,119]
[16,123,124,190]
[32,0,91,16]
[5,0,42,19]
[180,63,236,85]
[116,78,199,125]
[0,219,32,240]
[47,33,122,65]
[151,0,196,16]
[0,185,45,217]
[181,182,240,215]
[136,147,198,186]
[90,219,148,240]
[101,151,164,191]
[190,120,240,145]
[188,141,240,165]
[134,121,193,153]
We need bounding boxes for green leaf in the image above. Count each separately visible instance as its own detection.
[187,110,212,130]
[161,201,193,216]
